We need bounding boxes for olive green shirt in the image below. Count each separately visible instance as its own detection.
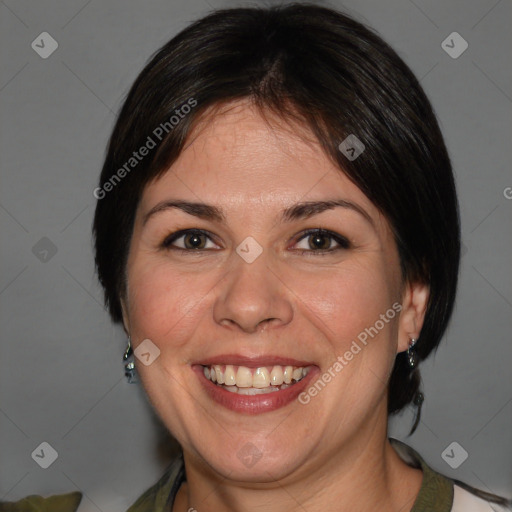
[0,439,469,512]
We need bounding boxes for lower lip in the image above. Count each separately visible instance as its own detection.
[193,365,319,414]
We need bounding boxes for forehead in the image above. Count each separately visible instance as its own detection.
[140,100,379,221]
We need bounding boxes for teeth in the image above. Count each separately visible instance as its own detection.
[253,368,270,388]
[236,366,253,388]
[214,365,224,384]
[238,386,280,395]
[292,368,302,381]
[222,384,291,395]
[224,365,236,386]
[270,366,284,386]
[202,364,310,391]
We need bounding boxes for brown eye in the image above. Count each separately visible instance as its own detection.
[162,229,218,251]
[294,229,350,253]
[182,232,207,249]
[308,232,332,250]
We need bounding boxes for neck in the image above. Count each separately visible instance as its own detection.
[173,403,422,512]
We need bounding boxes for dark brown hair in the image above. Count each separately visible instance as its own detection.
[94,3,459,424]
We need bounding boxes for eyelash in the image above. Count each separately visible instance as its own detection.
[295,228,351,254]
[161,228,351,255]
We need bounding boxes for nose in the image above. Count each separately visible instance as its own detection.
[212,249,294,334]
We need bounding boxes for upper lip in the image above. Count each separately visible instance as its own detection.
[194,354,315,367]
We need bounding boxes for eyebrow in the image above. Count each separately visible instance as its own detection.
[142,199,374,227]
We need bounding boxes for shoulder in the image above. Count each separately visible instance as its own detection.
[0,457,184,512]
[0,491,83,512]
[452,485,511,512]
[389,438,511,512]
[126,455,185,512]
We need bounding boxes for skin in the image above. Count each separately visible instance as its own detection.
[121,99,429,512]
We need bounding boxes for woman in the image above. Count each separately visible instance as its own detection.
[2,3,510,511]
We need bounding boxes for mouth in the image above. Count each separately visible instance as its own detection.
[201,364,310,394]
[192,357,318,413]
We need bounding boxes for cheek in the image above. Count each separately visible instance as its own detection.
[126,258,217,349]
[294,260,398,349]
[294,262,400,417]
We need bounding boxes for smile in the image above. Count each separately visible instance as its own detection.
[202,364,311,395]
[193,358,318,413]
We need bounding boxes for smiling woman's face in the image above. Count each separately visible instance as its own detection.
[121,99,426,482]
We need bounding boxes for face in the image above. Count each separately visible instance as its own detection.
[122,99,425,483]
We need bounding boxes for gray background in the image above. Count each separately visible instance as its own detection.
[1,0,511,510]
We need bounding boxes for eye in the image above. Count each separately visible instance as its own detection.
[293,228,350,254]
[161,229,220,251]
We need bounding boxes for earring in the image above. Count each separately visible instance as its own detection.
[123,336,137,383]
[407,338,418,369]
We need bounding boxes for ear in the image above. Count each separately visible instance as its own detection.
[120,297,131,338]
[397,280,429,354]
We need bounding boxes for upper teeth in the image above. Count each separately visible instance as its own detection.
[203,364,310,389]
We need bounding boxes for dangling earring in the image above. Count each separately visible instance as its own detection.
[123,336,137,383]
[407,338,418,368]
